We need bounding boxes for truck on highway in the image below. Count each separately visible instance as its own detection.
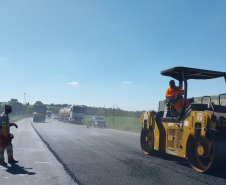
[46,111,52,118]
[33,105,47,122]
[58,105,86,124]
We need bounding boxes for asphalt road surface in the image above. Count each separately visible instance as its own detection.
[31,118,226,185]
[0,118,75,185]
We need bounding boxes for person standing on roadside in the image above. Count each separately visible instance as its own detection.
[0,105,18,165]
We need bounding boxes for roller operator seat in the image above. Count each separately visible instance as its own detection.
[163,94,183,118]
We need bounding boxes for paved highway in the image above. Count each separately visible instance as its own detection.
[0,118,75,185]
[31,118,226,185]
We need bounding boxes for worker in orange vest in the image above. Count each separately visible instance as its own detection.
[0,105,18,165]
[165,80,190,113]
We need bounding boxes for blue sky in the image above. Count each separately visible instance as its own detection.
[0,0,226,111]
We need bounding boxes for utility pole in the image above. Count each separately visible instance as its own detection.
[113,104,114,126]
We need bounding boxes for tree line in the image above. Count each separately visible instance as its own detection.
[0,99,150,118]
[0,99,45,115]
[86,106,146,118]
[0,99,26,115]
[45,106,146,118]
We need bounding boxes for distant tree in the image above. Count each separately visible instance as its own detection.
[9,99,19,106]
[25,102,32,115]
[86,106,145,118]
[8,99,24,115]
[34,101,44,106]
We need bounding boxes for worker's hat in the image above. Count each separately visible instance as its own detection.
[5,105,12,113]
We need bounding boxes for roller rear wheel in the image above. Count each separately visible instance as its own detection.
[187,135,226,172]
[140,128,154,155]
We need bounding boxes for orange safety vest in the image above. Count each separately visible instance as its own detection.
[165,86,190,112]
[165,86,184,98]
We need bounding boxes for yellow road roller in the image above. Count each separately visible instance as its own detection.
[140,67,226,172]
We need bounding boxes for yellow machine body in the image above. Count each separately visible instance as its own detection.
[162,111,215,158]
[141,111,217,157]
[140,67,226,173]
[141,111,161,151]
[140,108,226,172]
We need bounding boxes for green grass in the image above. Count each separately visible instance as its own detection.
[9,115,24,122]
[84,115,141,133]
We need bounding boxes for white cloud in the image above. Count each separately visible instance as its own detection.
[122,81,131,84]
[67,82,79,86]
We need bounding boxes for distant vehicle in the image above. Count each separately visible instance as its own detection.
[89,116,107,128]
[46,111,52,118]
[33,105,46,122]
[52,115,58,120]
[58,105,86,124]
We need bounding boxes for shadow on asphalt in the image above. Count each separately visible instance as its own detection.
[5,164,36,175]
[208,170,226,179]
[151,151,190,167]
[60,122,86,126]
[88,126,107,129]
[33,122,50,123]
[149,151,226,178]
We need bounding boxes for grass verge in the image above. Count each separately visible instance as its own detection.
[9,115,24,122]
[85,115,141,133]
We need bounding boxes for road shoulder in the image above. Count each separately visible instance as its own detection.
[0,118,75,185]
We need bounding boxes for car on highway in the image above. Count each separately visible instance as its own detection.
[52,115,58,120]
[89,116,107,128]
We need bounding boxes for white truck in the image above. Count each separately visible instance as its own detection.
[58,105,86,124]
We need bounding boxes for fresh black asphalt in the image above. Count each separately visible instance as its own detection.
[32,118,226,185]
[0,118,75,185]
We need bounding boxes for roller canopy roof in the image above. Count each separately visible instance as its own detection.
[161,67,226,81]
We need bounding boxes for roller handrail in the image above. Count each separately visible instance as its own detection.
[180,70,187,121]
[219,93,226,105]
[201,96,211,104]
